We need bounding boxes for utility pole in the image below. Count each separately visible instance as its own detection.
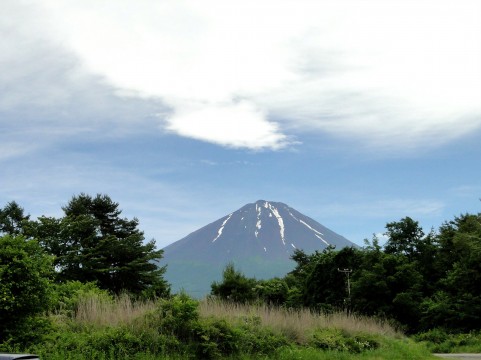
[338,268,352,311]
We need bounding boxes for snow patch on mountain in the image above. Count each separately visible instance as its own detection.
[268,203,286,246]
[315,234,330,246]
[300,219,324,236]
[212,213,233,242]
[288,209,299,221]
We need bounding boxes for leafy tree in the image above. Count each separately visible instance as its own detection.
[421,213,481,331]
[0,201,30,236]
[211,263,257,303]
[286,247,362,312]
[384,217,425,259]
[254,278,289,305]
[305,247,362,311]
[0,234,53,339]
[32,193,169,297]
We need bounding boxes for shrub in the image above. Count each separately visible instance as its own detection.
[51,280,113,315]
[0,235,53,342]
[310,328,380,353]
[414,329,481,353]
[193,317,238,359]
[154,292,199,339]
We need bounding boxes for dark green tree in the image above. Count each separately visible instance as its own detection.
[307,247,362,311]
[421,213,481,331]
[287,247,362,312]
[0,201,30,236]
[211,263,258,303]
[0,234,53,339]
[384,217,425,259]
[253,278,289,305]
[32,193,169,297]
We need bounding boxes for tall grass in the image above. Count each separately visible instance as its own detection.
[72,294,401,343]
[74,293,157,327]
[198,298,402,344]
[14,294,435,359]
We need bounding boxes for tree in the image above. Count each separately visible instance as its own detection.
[254,278,289,305]
[302,246,362,311]
[0,201,30,236]
[211,263,257,303]
[32,193,169,297]
[0,234,53,339]
[421,213,481,331]
[384,217,425,259]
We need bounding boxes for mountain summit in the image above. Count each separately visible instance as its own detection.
[162,200,356,296]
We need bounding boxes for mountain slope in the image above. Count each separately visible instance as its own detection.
[162,200,356,296]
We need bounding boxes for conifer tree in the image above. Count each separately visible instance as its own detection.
[33,193,169,297]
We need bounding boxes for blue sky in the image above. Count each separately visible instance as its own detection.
[1,0,481,248]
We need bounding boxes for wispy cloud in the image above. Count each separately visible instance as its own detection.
[0,154,236,247]
[2,0,480,155]
[9,0,477,153]
[1,1,167,161]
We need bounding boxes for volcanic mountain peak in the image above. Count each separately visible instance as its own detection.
[162,200,355,296]
[202,200,339,254]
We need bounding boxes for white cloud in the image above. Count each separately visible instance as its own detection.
[4,0,481,152]
[164,100,288,149]
[0,1,168,161]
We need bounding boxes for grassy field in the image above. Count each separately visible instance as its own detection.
[3,294,437,359]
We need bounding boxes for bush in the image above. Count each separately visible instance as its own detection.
[193,317,238,359]
[0,235,53,342]
[310,328,380,353]
[235,323,289,355]
[414,329,481,353]
[154,292,199,339]
[51,281,113,315]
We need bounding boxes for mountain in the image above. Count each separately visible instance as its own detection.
[161,200,356,297]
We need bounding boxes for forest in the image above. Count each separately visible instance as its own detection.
[1,193,480,359]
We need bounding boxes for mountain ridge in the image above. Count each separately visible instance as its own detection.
[162,200,356,296]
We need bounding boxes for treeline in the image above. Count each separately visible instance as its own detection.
[0,194,170,342]
[1,193,480,346]
[212,214,481,333]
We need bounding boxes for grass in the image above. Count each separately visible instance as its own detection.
[198,298,401,345]
[3,294,437,359]
[414,328,481,353]
[73,293,157,327]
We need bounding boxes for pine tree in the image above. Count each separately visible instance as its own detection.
[33,193,169,297]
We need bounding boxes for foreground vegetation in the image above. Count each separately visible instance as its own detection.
[1,194,480,358]
[1,292,434,359]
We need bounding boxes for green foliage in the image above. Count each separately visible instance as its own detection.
[211,263,258,303]
[254,278,289,305]
[289,246,362,311]
[384,217,425,258]
[0,201,30,236]
[0,234,54,340]
[192,317,237,358]
[50,281,113,315]
[28,325,173,359]
[310,328,380,353]
[30,193,170,297]
[283,212,481,334]
[1,289,433,360]
[235,322,289,355]
[153,293,200,340]
[272,342,433,360]
[414,329,481,353]
[419,213,481,331]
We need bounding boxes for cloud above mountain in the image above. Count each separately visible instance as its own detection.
[2,0,481,152]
